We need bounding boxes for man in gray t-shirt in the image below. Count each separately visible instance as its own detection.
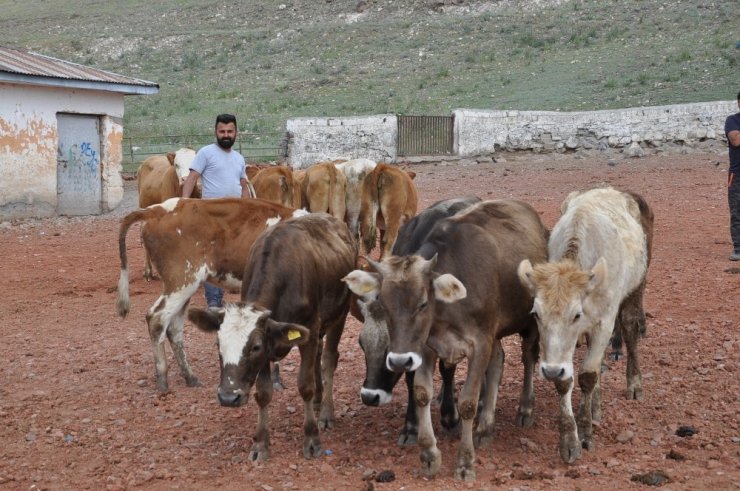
[181,113,252,307]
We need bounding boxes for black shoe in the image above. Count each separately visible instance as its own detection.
[730,252,740,261]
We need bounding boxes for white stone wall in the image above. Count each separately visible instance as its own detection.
[453,101,735,156]
[286,114,397,168]
[0,83,125,218]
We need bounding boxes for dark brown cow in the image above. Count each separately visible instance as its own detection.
[344,200,548,481]
[116,197,307,393]
[136,148,200,280]
[359,162,418,259]
[188,213,356,461]
[251,165,301,208]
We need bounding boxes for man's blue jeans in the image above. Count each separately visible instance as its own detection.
[204,282,224,308]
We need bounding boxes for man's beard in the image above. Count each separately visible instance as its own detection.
[217,137,235,149]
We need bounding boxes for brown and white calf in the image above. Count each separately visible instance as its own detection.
[135,148,199,280]
[116,197,307,393]
[359,163,418,259]
[345,200,548,481]
[518,186,653,464]
[188,213,356,461]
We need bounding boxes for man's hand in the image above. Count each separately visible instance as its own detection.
[182,170,201,198]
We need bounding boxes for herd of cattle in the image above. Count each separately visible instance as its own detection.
[115,150,654,481]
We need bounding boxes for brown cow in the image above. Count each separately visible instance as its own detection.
[344,200,549,480]
[299,161,347,221]
[251,165,301,208]
[359,163,418,259]
[116,197,308,393]
[136,148,200,280]
[188,213,356,461]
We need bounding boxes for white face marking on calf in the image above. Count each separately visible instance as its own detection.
[218,304,264,366]
[153,197,179,212]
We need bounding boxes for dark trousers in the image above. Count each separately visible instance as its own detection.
[729,172,740,252]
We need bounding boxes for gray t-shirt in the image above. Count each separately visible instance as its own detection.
[190,143,247,198]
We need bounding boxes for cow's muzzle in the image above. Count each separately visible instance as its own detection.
[386,352,422,373]
[217,389,247,407]
[360,387,392,406]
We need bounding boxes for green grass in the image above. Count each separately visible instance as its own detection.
[1,0,736,146]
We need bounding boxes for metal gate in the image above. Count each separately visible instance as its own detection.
[397,115,454,156]
[56,113,102,215]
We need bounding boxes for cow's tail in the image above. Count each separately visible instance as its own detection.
[116,208,155,318]
[360,167,381,253]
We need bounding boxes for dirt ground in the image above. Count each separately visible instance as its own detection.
[0,150,738,491]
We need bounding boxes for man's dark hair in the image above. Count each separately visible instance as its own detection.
[215,113,238,129]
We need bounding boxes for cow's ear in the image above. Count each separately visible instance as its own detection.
[586,257,608,293]
[433,273,467,303]
[342,270,380,300]
[266,319,310,348]
[517,259,536,294]
[166,152,176,165]
[406,170,416,180]
[188,307,223,332]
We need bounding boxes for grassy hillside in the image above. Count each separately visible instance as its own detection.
[1,0,737,141]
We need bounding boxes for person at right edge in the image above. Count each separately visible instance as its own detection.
[725,91,740,261]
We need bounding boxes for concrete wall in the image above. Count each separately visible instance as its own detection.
[285,114,397,168]
[453,101,735,156]
[0,83,125,219]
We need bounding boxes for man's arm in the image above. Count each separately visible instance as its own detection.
[182,170,201,198]
[240,178,255,199]
[729,130,740,147]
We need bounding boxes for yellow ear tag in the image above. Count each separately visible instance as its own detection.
[287,329,301,341]
[361,283,374,294]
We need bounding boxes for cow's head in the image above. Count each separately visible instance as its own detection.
[344,254,466,375]
[343,270,400,406]
[188,303,309,407]
[517,258,607,382]
[167,148,196,184]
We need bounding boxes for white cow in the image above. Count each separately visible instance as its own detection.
[518,186,653,464]
[334,158,377,240]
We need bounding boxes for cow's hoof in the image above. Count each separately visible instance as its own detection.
[515,409,534,428]
[454,465,476,482]
[560,432,581,464]
[581,438,595,451]
[626,385,643,401]
[303,438,322,459]
[398,430,418,446]
[609,350,623,362]
[474,431,494,448]
[185,376,201,388]
[272,381,286,391]
[441,412,460,431]
[155,378,169,394]
[318,414,335,431]
[420,447,441,478]
[249,443,269,462]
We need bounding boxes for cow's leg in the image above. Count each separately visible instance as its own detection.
[474,340,503,448]
[143,249,155,281]
[146,282,201,393]
[455,342,492,481]
[297,336,322,458]
[439,359,459,431]
[166,305,200,387]
[399,371,419,445]
[145,296,170,393]
[576,326,611,452]
[379,210,402,259]
[249,367,273,461]
[554,376,580,463]
[318,319,345,430]
[313,338,324,412]
[620,286,645,400]
[414,352,441,478]
[515,331,538,428]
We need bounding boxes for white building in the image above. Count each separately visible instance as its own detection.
[0,46,158,218]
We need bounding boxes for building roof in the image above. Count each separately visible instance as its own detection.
[0,46,158,95]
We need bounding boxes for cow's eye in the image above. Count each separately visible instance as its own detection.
[573,312,582,322]
[251,345,262,353]
[417,301,428,312]
[530,310,539,320]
